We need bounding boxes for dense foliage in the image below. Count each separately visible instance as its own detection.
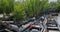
[0,0,60,20]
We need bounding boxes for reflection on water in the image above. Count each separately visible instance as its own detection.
[56,14,60,30]
[56,14,60,24]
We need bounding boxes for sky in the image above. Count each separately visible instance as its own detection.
[15,0,57,2]
[49,0,57,2]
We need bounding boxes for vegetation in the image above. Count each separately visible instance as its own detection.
[0,0,60,21]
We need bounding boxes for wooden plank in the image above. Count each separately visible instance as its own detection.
[49,30,59,32]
